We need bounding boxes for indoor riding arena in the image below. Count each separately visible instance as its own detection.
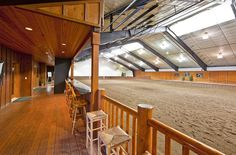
[0,0,236,155]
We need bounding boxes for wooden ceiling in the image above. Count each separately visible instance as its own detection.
[0,5,94,65]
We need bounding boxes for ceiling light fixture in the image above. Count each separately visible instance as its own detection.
[25,27,33,31]
[62,51,65,54]
[138,49,144,55]
[217,52,223,59]
[160,41,169,49]
[111,48,125,56]
[62,43,66,46]
[202,32,209,40]
[114,57,118,60]
[139,61,144,66]
[177,54,186,62]
[45,52,49,55]
[128,64,132,67]
[166,51,169,55]
[104,53,114,58]
[124,53,129,58]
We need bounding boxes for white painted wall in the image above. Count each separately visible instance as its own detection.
[73,57,133,77]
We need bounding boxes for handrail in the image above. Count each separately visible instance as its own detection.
[148,118,225,155]
[102,95,138,117]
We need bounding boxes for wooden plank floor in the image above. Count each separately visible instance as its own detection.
[0,87,89,155]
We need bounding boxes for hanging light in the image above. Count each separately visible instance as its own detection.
[202,32,209,40]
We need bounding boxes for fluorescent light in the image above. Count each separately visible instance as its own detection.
[217,52,223,59]
[170,1,235,36]
[202,32,209,40]
[111,48,126,56]
[104,53,114,58]
[25,27,33,31]
[122,42,143,51]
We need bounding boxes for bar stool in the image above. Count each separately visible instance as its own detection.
[86,110,108,155]
[98,126,131,155]
[71,87,87,134]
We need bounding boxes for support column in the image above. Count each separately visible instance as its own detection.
[54,58,71,94]
[70,60,74,80]
[90,32,100,111]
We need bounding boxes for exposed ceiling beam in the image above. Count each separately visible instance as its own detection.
[123,3,159,30]
[0,0,78,5]
[118,56,145,72]
[113,7,142,31]
[110,58,135,72]
[164,27,207,71]
[104,0,152,19]
[136,40,179,71]
[129,52,159,71]
[129,14,154,30]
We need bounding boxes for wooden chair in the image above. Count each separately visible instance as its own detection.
[70,86,87,134]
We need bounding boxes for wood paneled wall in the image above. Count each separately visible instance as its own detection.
[134,71,236,84]
[0,44,47,109]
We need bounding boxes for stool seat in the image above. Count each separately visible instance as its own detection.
[87,110,107,121]
[99,126,131,148]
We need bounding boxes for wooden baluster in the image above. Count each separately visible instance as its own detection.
[110,104,113,127]
[126,113,130,152]
[120,110,124,129]
[152,128,157,155]
[165,135,171,155]
[116,107,119,126]
[108,102,111,128]
[132,116,137,155]
[182,145,190,155]
[112,104,115,127]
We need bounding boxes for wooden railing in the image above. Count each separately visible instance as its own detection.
[100,92,138,155]
[148,118,224,155]
[97,89,225,155]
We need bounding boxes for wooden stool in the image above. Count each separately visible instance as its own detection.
[70,87,87,134]
[98,126,131,155]
[86,110,108,155]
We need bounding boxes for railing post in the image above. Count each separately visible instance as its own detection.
[97,89,106,110]
[137,104,154,155]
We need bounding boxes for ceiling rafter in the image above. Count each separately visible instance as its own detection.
[110,58,135,72]
[129,52,159,71]
[164,27,207,71]
[118,55,146,71]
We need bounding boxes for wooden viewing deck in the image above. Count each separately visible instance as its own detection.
[0,87,88,155]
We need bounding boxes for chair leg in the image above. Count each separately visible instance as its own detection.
[90,120,93,155]
[86,116,89,148]
[72,108,77,134]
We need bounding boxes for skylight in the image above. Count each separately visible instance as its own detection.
[170,1,235,36]
[122,42,143,51]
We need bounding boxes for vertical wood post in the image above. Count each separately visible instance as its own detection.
[70,60,74,80]
[137,104,154,154]
[90,32,100,111]
[97,89,106,110]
